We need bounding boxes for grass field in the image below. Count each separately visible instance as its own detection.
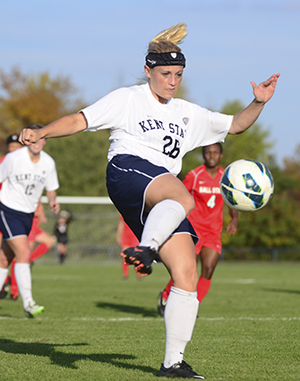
[0,261,299,380]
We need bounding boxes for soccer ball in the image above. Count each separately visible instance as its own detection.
[220,159,274,212]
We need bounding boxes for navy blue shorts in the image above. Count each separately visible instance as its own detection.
[0,203,34,240]
[106,154,198,244]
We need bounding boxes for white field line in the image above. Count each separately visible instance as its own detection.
[213,279,256,284]
[0,316,299,322]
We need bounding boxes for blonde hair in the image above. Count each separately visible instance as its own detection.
[147,23,187,54]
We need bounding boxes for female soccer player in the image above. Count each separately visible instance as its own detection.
[18,23,279,379]
[0,124,60,318]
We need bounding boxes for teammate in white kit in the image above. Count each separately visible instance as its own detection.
[18,24,279,379]
[0,123,60,318]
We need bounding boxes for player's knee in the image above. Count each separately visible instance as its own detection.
[47,236,55,248]
[179,266,198,291]
[0,256,9,268]
[182,193,195,215]
[16,250,31,263]
[202,265,215,280]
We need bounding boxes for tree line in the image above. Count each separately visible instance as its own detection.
[1,67,300,249]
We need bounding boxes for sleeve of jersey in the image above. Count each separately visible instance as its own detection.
[45,160,60,192]
[185,105,233,152]
[0,155,11,183]
[80,87,132,131]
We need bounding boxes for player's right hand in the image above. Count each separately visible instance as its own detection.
[18,128,40,145]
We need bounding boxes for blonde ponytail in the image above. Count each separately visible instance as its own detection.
[147,23,187,54]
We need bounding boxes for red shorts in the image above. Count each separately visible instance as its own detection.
[194,230,222,255]
[28,216,44,242]
[121,223,139,248]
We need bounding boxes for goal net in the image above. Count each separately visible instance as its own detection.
[39,196,121,264]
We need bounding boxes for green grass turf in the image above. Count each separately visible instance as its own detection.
[0,262,299,380]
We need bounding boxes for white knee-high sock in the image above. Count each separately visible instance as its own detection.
[0,267,9,289]
[163,286,199,368]
[140,200,186,251]
[15,263,33,309]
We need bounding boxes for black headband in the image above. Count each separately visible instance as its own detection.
[145,52,186,68]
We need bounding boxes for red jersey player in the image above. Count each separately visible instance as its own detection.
[157,143,239,316]
[116,215,140,279]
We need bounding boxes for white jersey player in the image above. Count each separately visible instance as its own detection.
[84,83,232,176]
[18,23,279,379]
[0,147,59,213]
[0,123,60,318]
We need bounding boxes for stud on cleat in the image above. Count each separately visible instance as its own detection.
[120,251,134,265]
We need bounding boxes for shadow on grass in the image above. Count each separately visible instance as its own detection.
[262,287,300,295]
[0,339,158,374]
[96,301,158,318]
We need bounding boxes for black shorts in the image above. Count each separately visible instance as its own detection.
[0,203,34,240]
[57,234,68,245]
[106,154,197,244]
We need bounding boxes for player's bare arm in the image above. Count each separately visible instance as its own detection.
[47,190,60,215]
[19,113,87,145]
[229,73,280,135]
[226,207,239,235]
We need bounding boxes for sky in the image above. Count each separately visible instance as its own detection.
[1,0,299,166]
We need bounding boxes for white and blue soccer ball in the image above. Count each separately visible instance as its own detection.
[220,159,274,212]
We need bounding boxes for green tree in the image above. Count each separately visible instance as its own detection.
[0,66,83,154]
[45,131,110,196]
[180,99,274,179]
[220,100,274,167]
[0,67,110,196]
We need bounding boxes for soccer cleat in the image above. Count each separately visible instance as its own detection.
[121,246,158,276]
[24,301,44,318]
[157,290,167,317]
[0,289,8,299]
[0,277,10,299]
[158,361,205,379]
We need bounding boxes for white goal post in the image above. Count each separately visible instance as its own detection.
[41,196,113,205]
[39,196,121,264]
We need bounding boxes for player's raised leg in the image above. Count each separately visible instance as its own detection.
[122,173,194,275]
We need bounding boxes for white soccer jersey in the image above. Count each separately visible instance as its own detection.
[0,147,59,213]
[82,83,233,175]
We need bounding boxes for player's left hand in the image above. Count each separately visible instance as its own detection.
[251,73,280,104]
[19,128,40,145]
[226,220,238,235]
[50,201,60,215]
